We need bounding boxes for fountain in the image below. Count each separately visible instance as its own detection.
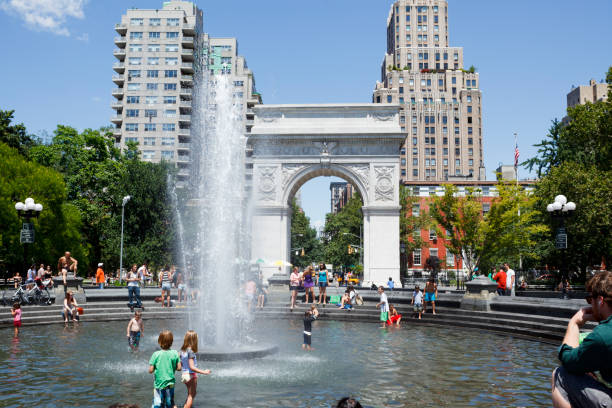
[184,73,277,360]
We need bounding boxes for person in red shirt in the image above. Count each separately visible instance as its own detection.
[493,266,507,296]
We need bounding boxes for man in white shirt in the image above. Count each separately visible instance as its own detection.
[505,262,515,296]
[137,261,150,287]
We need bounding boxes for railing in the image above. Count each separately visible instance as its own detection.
[182,36,194,43]
[181,62,193,69]
[179,115,191,121]
[180,88,192,95]
[114,36,127,42]
[181,75,193,82]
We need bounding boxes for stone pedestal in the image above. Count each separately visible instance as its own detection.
[53,275,86,304]
[460,276,498,312]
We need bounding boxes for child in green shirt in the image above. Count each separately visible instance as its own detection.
[149,330,182,408]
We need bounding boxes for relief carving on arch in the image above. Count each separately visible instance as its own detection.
[374,166,394,202]
[281,164,308,189]
[344,164,370,190]
[257,166,277,201]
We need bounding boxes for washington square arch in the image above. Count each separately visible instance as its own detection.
[249,103,405,286]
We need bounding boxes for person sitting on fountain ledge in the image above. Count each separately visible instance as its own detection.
[552,271,612,408]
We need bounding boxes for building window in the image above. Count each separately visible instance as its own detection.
[163,96,176,104]
[412,204,420,216]
[146,83,158,90]
[161,151,174,160]
[149,18,161,26]
[145,96,157,104]
[387,95,392,103]
[165,57,178,66]
[413,169,418,177]
[149,32,160,39]
[467,106,472,113]
[143,137,155,145]
[126,96,139,104]
[144,123,156,132]
[147,70,158,78]
[166,32,179,39]
[147,57,159,65]
[128,57,142,65]
[125,123,138,131]
[455,159,461,166]
[142,150,155,160]
[164,83,177,91]
[443,158,448,166]
[165,70,177,78]
[430,249,438,259]
[129,44,142,52]
[443,148,448,155]
[145,109,157,118]
[413,250,422,266]
[130,18,143,26]
[483,203,491,214]
[127,83,140,90]
[125,137,138,144]
[164,109,177,117]
[413,148,418,155]
[446,252,455,266]
[127,70,141,78]
[130,32,143,40]
[162,123,175,131]
[125,109,139,117]
[166,44,179,52]
[161,137,175,146]
[166,18,179,26]
[467,95,472,103]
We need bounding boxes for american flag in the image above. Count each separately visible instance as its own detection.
[514,143,520,168]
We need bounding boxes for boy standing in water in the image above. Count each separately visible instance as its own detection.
[376,286,389,328]
[411,285,424,319]
[11,303,21,337]
[126,310,144,351]
[303,310,317,351]
[149,330,181,408]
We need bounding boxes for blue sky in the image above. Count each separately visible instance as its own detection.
[1,0,610,229]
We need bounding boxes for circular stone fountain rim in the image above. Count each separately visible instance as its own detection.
[196,344,279,361]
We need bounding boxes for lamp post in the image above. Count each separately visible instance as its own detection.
[546,194,576,280]
[119,195,131,284]
[14,198,43,273]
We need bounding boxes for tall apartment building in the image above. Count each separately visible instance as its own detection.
[567,78,608,108]
[111,1,261,184]
[329,182,356,214]
[373,0,484,182]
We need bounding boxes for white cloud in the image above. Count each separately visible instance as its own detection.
[76,32,88,42]
[0,0,87,36]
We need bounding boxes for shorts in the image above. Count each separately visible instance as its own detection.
[413,303,423,312]
[319,282,328,288]
[129,331,141,348]
[290,286,299,291]
[389,314,402,324]
[303,332,311,345]
[424,292,436,302]
[153,386,175,408]
[177,284,186,290]
[161,283,172,292]
[554,366,612,408]
[14,320,21,327]
[380,311,389,322]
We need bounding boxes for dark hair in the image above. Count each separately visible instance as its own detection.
[304,311,311,317]
[336,397,362,408]
[13,302,20,310]
[587,271,612,306]
[389,277,392,280]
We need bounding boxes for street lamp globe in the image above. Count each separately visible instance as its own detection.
[565,202,576,211]
[546,204,554,212]
[15,202,25,211]
[554,195,567,205]
[34,204,43,212]
[552,201,562,211]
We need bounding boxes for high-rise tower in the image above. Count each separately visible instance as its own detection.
[373,0,484,181]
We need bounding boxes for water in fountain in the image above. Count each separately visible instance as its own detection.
[167,173,188,275]
[189,74,252,349]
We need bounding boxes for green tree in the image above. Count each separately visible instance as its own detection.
[290,199,323,268]
[322,193,363,272]
[479,181,550,272]
[0,110,38,157]
[429,185,485,276]
[534,162,612,278]
[0,142,85,275]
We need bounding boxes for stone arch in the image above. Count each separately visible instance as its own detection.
[282,164,370,207]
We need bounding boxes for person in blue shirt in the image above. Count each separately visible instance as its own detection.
[387,277,395,290]
[552,271,612,408]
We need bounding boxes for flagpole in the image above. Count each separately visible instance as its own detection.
[515,132,523,271]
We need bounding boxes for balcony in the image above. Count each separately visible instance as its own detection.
[181,36,194,48]
[177,142,191,151]
[179,115,191,123]
[179,101,192,110]
[181,50,194,61]
[180,75,193,84]
[110,115,123,125]
[177,168,190,177]
[176,155,190,163]
[182,24,196,36]
[178,129,191,138]
[114,36,127,47]
[113,49,126,60]
[111,101,123,110]
[180,62,194,73]
[112,74,124,85]
[115,23,127,35]
[112,88,124,98]
[113,62,125,73]
[112,128,122,137]
[179,88,193,98]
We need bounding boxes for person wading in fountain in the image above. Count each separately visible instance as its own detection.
[551,271,612,408]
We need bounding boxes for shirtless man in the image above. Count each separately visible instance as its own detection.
[57,251,78,286]
[423,277,438,315]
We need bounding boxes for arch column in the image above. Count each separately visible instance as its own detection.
[362,206,401,286]
[252,205,292,280]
